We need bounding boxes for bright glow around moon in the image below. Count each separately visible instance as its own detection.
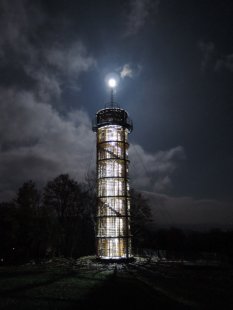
[108,78,117,88]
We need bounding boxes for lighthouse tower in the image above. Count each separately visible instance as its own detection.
[92,79,133,260]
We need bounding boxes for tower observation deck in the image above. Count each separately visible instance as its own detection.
[92,106,133,260]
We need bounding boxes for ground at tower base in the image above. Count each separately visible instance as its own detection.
[0,256,233,309]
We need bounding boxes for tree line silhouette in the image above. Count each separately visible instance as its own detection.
[1,174,233,265]
[0,174,151,264]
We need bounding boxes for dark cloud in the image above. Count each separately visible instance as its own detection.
[0,0,96,101]
[44,42,96,78]
[0,0,96,201]
[145,191,233,229]
[215,53,233,72]
[124,0,159,36]
[198,40,215,72]
[130,145,185,192]
[120,63,142,79]
[25,41,96,101]
[0,0,44,59]
[0,87,95,200]
[0,1,98,200]
[198,39,233,74]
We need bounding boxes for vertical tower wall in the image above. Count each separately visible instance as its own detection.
[93,108,133,259]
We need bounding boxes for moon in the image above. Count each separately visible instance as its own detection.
[108,78,117,88]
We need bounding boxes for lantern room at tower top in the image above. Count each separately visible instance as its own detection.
[92,107,133,133]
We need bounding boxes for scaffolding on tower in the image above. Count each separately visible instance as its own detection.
[92,88,133,260]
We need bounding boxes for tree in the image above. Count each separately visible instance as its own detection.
[0,202,18,264]
[83,170,97,254]
[43,174,82,221]
[15,180,43,262]
[43,174,92,257]
[17,180,40,211]
[130,189,152,251]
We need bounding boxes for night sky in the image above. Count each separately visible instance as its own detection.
[0,0,233,229]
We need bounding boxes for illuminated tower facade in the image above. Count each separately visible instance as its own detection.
[92,85,133,259]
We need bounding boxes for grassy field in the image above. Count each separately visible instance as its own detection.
[0,257,233,309]
[0,258,112,309]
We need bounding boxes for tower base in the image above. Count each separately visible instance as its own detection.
[95,257,135,264]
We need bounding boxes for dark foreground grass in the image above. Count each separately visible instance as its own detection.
[0,258,233,309]
[0,259,112,309]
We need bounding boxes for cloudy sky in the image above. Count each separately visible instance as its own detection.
[0,0,233,229]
